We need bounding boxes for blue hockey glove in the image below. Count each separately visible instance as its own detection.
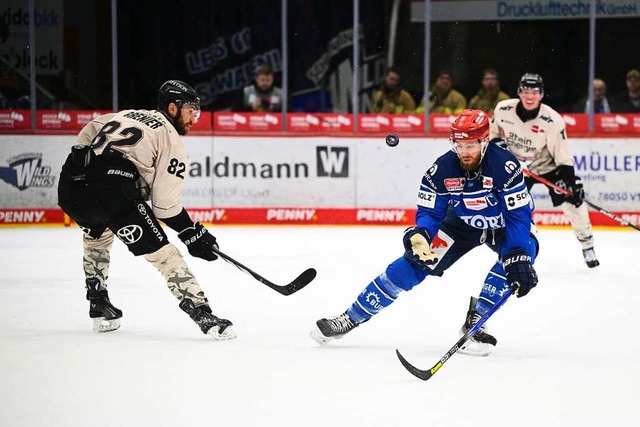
[178,222,219,261]
[402,226,439,270]
[502,249,538,298]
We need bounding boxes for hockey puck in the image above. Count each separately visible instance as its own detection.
[385,133,399,147]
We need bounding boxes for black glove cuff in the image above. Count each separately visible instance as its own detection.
[159,208,194,233]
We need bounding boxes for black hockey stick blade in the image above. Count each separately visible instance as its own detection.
[396,287,514,381]
[213,248,316,296]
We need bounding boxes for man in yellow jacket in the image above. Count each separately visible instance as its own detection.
[370,67,416,113]
[417,69,467,114]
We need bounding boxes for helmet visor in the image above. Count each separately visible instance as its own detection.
[177,99,201,123]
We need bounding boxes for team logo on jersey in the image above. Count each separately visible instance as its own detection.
[444,178,465,191]
[116,225,143,244]
[531,125,546,134]
[505,189,531,210]
[463,197,488,211]
[482,176,493,188]
[424,230,454,269]
[459,214,505,229]
[426,164,438,177]
[417,190,436,208]
[504,160,519,174]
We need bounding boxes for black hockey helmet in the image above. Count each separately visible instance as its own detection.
[157,80,201,115]
[518,73,544,95]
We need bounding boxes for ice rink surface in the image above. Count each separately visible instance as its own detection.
[1,225,639,427]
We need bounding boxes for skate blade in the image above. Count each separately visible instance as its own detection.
[92,317,121,333]
[206,325,237,340]
[459,340,493,357]
[309,327,346,346]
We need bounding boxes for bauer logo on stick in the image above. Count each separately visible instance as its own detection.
[385,133,400,147]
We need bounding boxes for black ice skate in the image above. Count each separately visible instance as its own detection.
[459,296,497,357]
[178,299,236,340]
[86,278,122,333]
[310,312,359,345]
[582,248,600,268]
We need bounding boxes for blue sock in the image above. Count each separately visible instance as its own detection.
[347,257,427,323]
[476,261,510,315]
[347,272,401,323]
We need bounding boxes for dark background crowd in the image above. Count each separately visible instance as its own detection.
[0,0,638,114]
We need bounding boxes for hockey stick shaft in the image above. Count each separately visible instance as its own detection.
[212,248,317,296]
[396,287,515,381]
[523,169,640,231]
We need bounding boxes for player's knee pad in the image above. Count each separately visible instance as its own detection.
[110,202,169,256]
[143,244,186,274]
[385,256,430,292]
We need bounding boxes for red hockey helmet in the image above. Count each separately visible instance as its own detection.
[450,109,491,161]
[450,109,490,141]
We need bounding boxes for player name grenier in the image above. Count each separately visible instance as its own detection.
[123,111,165,129]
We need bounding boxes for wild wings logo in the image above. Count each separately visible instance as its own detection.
[0,153,56,191]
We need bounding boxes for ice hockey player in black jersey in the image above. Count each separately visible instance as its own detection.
[58,80,235,339]
[311,109,539,356]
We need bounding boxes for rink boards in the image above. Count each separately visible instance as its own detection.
[0,135,638,227]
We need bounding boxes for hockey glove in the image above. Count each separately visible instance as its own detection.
[402,226,439,270]
[567,177,585,207]
[178,222,219,261]
[502,249,538,298]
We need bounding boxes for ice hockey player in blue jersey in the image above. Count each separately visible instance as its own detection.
[310,109,539,356]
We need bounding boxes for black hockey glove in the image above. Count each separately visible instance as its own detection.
[567,177,585,207]
[502,249,538,298]
[402,226,439,271]
[178,222,219,261]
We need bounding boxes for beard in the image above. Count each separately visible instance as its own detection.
[459,156,481,171]
[174,114,190,136]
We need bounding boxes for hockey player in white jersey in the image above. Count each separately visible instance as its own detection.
[58,80,236,339]
[491,73,599,268]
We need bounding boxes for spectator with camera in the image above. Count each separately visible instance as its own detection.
[235,64,284,112]
[370,67,416,113]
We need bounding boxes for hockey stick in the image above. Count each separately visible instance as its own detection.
[523,169,640,232]
[212,248,317,296]
[396,287,515,381]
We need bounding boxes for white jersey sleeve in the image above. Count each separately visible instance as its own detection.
[81,109,188,219]
[491,99,573,175]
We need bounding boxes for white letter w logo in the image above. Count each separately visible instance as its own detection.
[316,146,349,177]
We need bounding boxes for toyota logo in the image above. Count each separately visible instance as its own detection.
[116,224,143,244]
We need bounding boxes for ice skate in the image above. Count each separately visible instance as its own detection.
[582,248,600,268]
[310,312,359,345]
[179,299,236,340]
[86,279,122,333]
[459,297,497,357]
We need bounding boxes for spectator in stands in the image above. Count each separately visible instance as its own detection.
[370,67,416,113]
[416,69,467,114]
[234,65,284,112]
[612,69,640,113]
[468,68,510,113]
[574,78,612,113]
[0,68,25,109]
